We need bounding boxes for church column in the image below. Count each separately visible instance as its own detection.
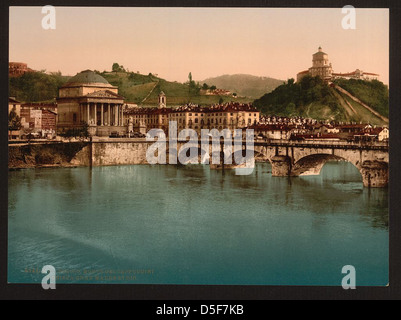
[101,103,104,126]
[115,105,118,126]
[94,103,97,126]
[118,104,120,126]
[121,105,124,126]
[116,105,119,126]
[87,102,90,124]
[108,104,111,126]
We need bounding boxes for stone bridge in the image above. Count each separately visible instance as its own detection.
[131,138,388,188]
[167,139,388,188]
[251,140,389,187]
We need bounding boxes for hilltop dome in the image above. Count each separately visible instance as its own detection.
[313,46,327,56]
[64,69,111,86]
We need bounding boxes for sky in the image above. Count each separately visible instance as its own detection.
[9,7,389,84]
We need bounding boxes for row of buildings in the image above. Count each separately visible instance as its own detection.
[125,101,260,136]
[8,98,57,139]
[9,64,387,142]
[249,122,389,142]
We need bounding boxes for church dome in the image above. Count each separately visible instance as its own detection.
[313,46,327,56]
[64,70,111,86]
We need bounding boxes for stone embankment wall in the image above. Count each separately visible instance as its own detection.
[8,140,149,169]
[8,142,90,168]
[91,141,149,166]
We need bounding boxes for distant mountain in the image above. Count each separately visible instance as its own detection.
[201,74,284,99]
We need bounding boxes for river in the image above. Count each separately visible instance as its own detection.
[8,161,388,286]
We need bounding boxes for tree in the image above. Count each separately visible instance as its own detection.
[202,83,209,90]
[9,71,68,102]
[8,109,21,139]
[210,85,216,91]
[61,121,89,140]
[188,72,192,83]
[285,102,296,115]
[112,63,120,72]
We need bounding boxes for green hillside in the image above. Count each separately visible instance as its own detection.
[333,78,389,118]
[253,75,389,125]
[202,74,283,98]
[102,71,252,106]
[9,69,253,105]
[9,71,69,102]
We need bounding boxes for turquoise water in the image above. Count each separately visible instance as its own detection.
[8,162,388,286]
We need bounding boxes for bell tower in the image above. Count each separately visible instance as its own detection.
[158,91,166,109]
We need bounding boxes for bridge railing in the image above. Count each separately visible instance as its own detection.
[253,139,389,149]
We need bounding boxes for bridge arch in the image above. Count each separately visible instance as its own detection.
[291,153,388,187]
[291,153,358,176]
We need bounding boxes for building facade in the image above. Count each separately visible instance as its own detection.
[20,103,57,138]
[56,70,126,136]
[125,99,260,137]
[9,62,34,77]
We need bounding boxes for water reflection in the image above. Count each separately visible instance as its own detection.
[8,161,388,285]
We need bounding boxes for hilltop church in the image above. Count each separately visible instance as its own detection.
[297,47,379,82]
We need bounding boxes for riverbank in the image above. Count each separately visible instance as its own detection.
[8,141,90,169]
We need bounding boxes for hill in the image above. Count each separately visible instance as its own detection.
[102,71,253,106]
[9,71,69,103]
[9,68,253,106]
[253,76,389,126]
[201,74,284,98]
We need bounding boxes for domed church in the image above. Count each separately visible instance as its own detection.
[56,70,126,136]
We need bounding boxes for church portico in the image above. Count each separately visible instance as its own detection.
[80,101,124,127]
